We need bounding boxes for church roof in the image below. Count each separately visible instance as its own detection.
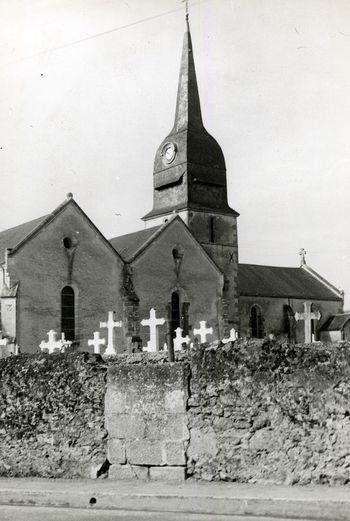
[320,314,350,331]
[238,263,342,301]
[0,215,48,264]
[109,225,162,262]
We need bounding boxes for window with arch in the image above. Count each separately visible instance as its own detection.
[283,305,296,341]
[61,286,75,341]
[170,291,181,337]
[250,305,263,339]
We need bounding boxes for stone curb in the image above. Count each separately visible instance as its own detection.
[0,481,350,520]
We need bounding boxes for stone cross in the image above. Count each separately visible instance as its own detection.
[0,336,9,349]
[222,328,239,344]
[88,331,106,354]
[193,321,213,344]
[173,327,190,351]
[100,311,122,356]
[39,330,62,354]
[295,301,321,343]
[141,308,165,352]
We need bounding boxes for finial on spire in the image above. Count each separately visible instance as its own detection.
[182,0,189,20]
[299,248,307,266]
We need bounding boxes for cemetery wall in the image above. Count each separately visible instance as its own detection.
[239,296,342,341]
[0,352,107,478]
[187,341,350,485]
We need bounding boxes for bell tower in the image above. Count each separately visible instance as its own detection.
[142,14,239,332]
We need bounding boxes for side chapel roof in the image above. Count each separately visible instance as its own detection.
[320,313,350,332]
[238,263,342,301]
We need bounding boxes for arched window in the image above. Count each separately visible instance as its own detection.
[283,305,296,341]
[61,286,75,341]
[250,305,263,338]
[171,292,180,338]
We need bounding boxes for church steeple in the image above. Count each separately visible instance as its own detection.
[143,15,237,223]
[173,16,203,132]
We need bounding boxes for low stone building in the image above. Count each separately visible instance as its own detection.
[320,313,350,342]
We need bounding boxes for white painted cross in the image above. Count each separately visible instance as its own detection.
[295,301,321,343]
[222,328,239,344]
[141,308,165,352]
[193,321,213,344]
[88,331,106,354]
[100,311,123,356]
[39,330,62,354]
[174,327,190,351]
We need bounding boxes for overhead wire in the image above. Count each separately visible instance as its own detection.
[1,0,209,69]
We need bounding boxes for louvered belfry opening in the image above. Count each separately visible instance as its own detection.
[61,286,75,341]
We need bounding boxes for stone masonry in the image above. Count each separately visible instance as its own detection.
[105,363,189,480]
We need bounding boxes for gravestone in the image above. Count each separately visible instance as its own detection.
[193,320,213,343]
[295,301,321,343]
[100,311,122,356]
[141,308,165,352]
[174,327,190,351]
[88,331,106,354]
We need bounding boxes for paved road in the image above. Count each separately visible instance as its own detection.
[0,505,315,521]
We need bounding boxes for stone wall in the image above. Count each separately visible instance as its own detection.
[187,341,350,485]
[0,352,107,478]
[105,362,189,480]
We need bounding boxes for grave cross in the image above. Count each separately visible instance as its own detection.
[222,328,239,344]
[193,321,213,344]
[174,327,190,351]
[39,330,62,354]
[141,308,165,352]
[88,331,106,354]
[295,301,321,343]
[100,311,122,356]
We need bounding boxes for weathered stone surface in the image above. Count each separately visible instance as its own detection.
[107,439,126,464]
[0,353,107,478]
[164,441,186,465]
[149,466,186,481]
[186,341,350,485]
[127,440,165,466]
[109,464,149,480]
[106,413,146,439]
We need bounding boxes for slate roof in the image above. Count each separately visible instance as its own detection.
[238,263,341,301]
[0,215,48,264]
[321,314,350,331]
[109,225,162,262]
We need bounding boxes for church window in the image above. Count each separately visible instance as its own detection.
[283,305,296,341]
[250,305,263,338]
[61,286,75,340]
[209,216,215,243]
[63,237,72,249]
[170,292,181,337]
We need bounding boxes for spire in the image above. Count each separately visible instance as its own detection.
[173,16,203,132]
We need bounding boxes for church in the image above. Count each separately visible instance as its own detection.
[0,17,344,354]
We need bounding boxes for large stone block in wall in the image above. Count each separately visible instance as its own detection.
[106,363,189,475]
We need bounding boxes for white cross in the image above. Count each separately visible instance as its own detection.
[174,327,190,351]
[193,321,213,344]
[222,328,239,344]
[100,311,122,356]
[295,301,321,343]
[88,331,106,354]
[141,308,165,352]
[0,337,8,349]
[59,332,72,352]
[39,330,62,354]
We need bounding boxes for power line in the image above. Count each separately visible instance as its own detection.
[1,0,209,69]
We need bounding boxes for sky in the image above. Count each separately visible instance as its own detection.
[0,0,349,307]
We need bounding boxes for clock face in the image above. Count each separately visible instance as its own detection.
[162,142,176,164]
